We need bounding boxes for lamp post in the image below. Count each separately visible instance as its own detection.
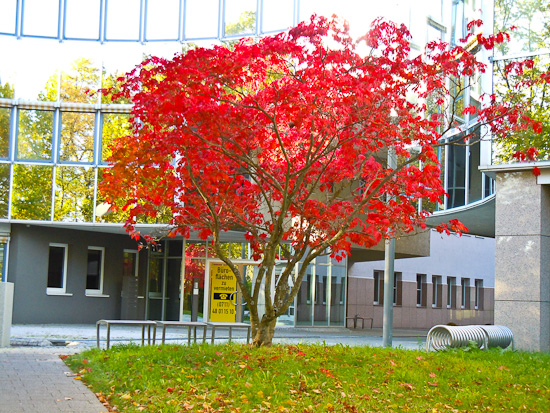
[383,147,396,348]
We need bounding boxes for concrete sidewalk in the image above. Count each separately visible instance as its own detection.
[1,324,428,412]
[9,323,428,349]
[0,347,108,413]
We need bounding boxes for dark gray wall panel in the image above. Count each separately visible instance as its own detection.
[9,224,146,324]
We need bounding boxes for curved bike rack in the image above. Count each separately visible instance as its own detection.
[426,325,514,351]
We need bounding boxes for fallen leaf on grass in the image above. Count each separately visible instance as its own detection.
[400,383,414,391]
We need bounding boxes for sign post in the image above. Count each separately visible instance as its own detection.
[209,264,237,322]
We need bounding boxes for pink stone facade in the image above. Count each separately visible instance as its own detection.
[347,276,494,329]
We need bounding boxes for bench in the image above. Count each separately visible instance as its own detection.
[96,320,157,349]
[345,314,373,329]
[207,322,251,344]
[156,321,208,345]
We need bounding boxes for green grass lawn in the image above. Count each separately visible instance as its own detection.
[64,344,550,412]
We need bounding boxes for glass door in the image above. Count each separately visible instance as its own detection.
[147,256,163,320]
[146,241,182,321]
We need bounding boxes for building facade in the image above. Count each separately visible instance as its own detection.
[0,0,498,328]
[349,229,495,329]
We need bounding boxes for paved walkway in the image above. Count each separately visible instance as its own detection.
[0,347,107,413]
[1,324,428,412]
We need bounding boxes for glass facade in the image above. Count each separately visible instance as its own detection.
[295,256,346,327]
[0,104,130,222]
[1,0,299,42]
[146,239,347,325]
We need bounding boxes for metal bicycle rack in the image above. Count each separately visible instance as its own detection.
[426,325,514,351]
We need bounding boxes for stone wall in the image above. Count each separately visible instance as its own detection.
[494,170,550,351]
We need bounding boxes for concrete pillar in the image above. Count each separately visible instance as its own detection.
[494,171,550,351]
[0,282,14,347]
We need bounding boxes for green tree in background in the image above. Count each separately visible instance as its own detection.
[9,58,133,222]
[0,82,13,218]
[0,81,14,158]
[225,10,256,36]
[494,0,550,161]
[495,0,550,55]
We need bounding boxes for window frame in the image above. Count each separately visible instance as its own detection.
[447,276,457,309]
[123,249,139,277]
[474,279,483,309]
[373,270,382,305]
[432,275,442,308]
[461,277,471,309]
[46,243,71,296]
[416,274,427,307]
[393,272,402,306]
[85,246,108,297]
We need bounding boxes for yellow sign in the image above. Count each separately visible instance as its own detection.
[210,264,237,322]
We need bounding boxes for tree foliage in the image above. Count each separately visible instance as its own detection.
[495,0,550,55]
[102,16,545,346]
[494,0,550,162]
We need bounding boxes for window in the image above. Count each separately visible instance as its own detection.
[86,246,106,296]
[59,112,95,162]
[105,0,141,41]
[306,269,313,304]
[373,271,401,305]
[0,107,11,158]
[447,276,457,308]
[0,164,10,219]
[416,274,427,307]
[451,0,466,46]
[11,164,53,220]
[432,275,442,308]
[54,166,95,222]
[461,278,470,309]
[185,0,219,39]
[123,250,138,277]
[475,279,483,309]
[22,0,59,38]
[393,272,402,306]
[17,109,54,160]
[47,243,70,295]
[373,270,383,304]
[100,113,130,162]
[145,0,180,40]
[64,0,101,40]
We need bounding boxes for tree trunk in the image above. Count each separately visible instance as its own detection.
[251,317,277,347]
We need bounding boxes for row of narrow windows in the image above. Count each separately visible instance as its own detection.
[373,271,485,310]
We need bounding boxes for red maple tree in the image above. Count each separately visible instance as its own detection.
[101,15,545,346]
